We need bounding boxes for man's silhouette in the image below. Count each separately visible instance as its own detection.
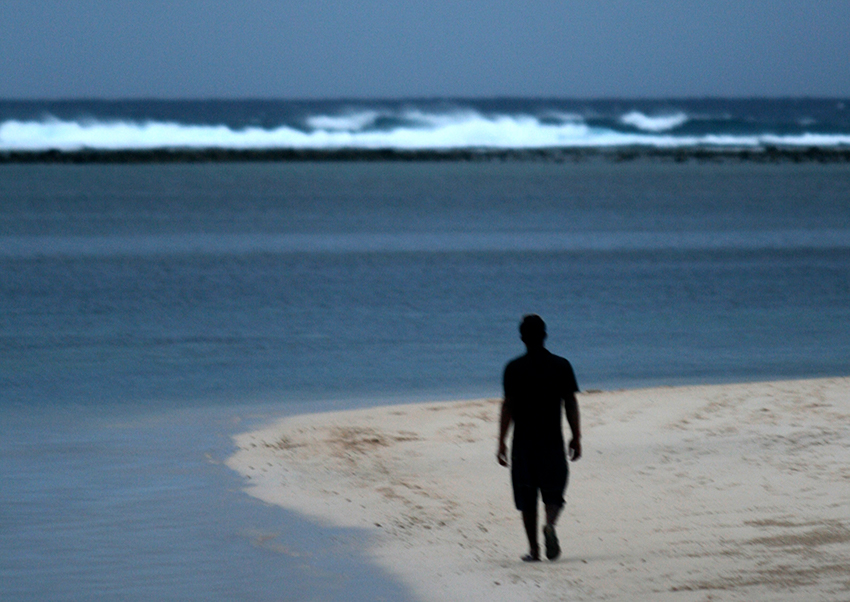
[497,315,581,561]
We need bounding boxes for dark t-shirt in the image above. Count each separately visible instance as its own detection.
[503,349,579,457]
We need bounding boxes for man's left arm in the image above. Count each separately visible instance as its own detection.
[565,393,581,460]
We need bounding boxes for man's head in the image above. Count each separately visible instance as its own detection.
[519,314,546,348]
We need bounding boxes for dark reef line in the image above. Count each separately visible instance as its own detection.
[3,146,850,164]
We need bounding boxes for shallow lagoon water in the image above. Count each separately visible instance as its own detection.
[1,401,413,602]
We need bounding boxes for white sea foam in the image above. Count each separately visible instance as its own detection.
[2,111,849,151]
[620,111,689,132]
[544,111,586,123]
[305,111,380,131]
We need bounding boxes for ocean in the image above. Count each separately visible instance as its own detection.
[1,98,849,601]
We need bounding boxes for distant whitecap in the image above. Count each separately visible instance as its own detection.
[620,111,689,132]
[305,111,380,131]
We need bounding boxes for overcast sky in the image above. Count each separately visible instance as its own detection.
[3,0,849,99]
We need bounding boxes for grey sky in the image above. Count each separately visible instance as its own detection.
[3,0,849,99]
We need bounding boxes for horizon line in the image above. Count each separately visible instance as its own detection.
[1,95,848,104]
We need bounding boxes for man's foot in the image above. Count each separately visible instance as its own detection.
[522,544,540,562]
[543,524,560,560]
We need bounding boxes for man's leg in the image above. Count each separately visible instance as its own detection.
[517,487,540,561]
[542,501,564,560]
[545,503,562,527]
[521,505,540,560]
[540,457,568,560]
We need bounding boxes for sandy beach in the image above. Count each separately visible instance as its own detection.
[227,378,849,601]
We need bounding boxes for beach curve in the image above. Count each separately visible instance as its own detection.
[226,378,850,601]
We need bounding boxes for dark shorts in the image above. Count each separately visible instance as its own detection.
[511,445,568,511]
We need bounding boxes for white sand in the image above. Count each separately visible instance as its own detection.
[227,378,850,601]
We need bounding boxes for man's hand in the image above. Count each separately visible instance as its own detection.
[497,441,509,466]
[569,437,582,461]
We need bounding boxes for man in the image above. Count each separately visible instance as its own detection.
[497,314,581,562]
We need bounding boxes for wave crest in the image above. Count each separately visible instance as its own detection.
[620,111,689,132]
[304,111,380,131]
[2,108,849,152]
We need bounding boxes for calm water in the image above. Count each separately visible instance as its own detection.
[2,160,849,600]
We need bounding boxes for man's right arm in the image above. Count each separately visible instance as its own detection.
[497,400,512,466]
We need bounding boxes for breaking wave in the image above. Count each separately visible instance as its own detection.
[619,111,689,132]
[2,104,849,152]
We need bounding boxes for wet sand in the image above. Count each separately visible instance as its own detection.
[227,378,850,601]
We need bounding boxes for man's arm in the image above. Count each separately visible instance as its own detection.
[497,399,512,466]
[565,392,582,460]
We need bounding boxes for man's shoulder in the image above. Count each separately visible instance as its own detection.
[548,352,578,392]
[506,350,572,367]
[548,352,573,369]
[503,354,526,378]
[505,353,527,368]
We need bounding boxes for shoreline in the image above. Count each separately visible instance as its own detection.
[227,378,850,601]
[4,145,850,164]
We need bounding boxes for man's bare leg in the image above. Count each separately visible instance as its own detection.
[545,503,562,527]
[521,508,540,561]
[543,504,562,560]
